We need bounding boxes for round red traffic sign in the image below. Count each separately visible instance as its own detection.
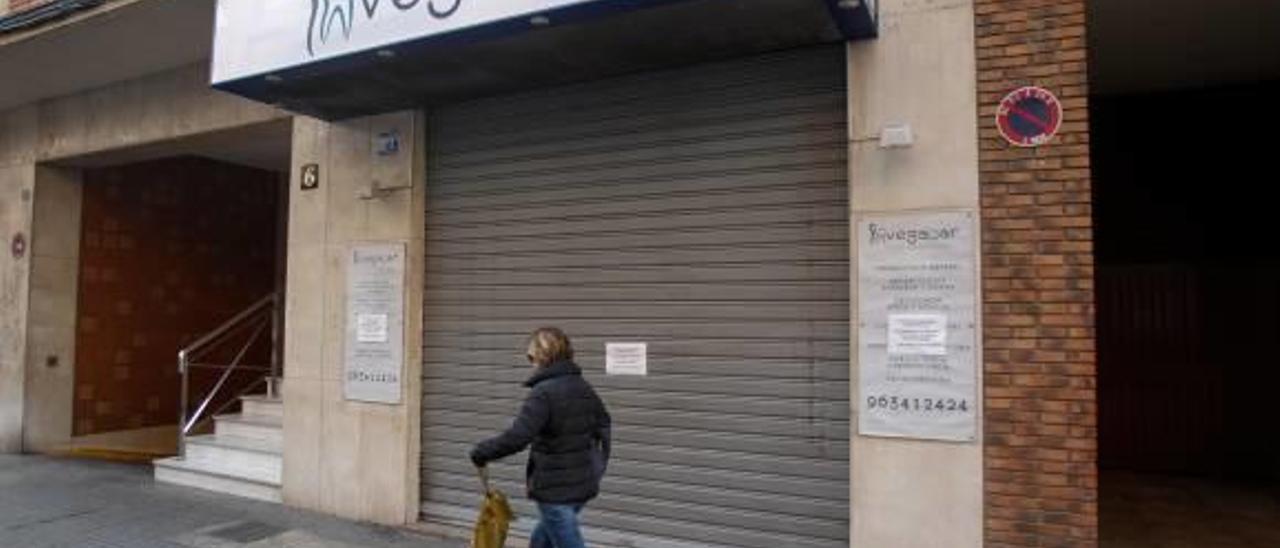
[996,86,1063,147]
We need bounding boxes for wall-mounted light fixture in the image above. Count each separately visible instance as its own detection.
[879,123,915,149]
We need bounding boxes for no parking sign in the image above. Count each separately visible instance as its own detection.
[996,86,1063,147]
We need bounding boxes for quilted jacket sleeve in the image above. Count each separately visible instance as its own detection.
[470,389,550,465]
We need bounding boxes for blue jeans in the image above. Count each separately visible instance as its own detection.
[530,502,586,548]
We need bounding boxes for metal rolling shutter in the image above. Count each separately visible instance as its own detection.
[421,46,850,548]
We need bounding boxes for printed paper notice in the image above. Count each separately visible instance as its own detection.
[858,211,978,442]
[888,314,948,356]
[606,343,647,376]
[356,314,389,343]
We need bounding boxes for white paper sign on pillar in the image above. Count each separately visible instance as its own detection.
[606,343,647,376]
[344,243,406,404]
[858,211,978,441]
[888,314,948,356]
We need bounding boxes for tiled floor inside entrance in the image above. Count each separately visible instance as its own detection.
[1102,472,1280,547]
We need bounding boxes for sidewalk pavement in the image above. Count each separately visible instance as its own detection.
[0,455,465,548]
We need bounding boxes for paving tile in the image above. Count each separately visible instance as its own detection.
[0,456,463,548]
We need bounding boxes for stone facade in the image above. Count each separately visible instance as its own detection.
[0,63,286,453]
[0,0,1108,544]
[281,113,425,525]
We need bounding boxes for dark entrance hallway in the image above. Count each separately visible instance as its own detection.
[70,156,282,455]
[1088,3,1280,546]
[1091,73,1280,548]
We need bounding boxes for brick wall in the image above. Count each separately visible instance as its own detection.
[974,1,1098,546]
[74,157,278,436]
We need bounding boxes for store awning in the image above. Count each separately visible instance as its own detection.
[212,0,877,120]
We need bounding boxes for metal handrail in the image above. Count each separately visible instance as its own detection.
[183,317,269,433]
[185,364,274,371]
[180,294,275,360]
[192,376,271,435]
[178,293,279,458]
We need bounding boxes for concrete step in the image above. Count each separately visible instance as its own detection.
[213,413,282,444]
[239,395,283,420]
[154,457,281,503]
[183,434,281,477]
[153,390,286,505]
[161,440,280,485]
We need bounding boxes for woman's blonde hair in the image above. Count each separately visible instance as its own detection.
[526,327,574,366]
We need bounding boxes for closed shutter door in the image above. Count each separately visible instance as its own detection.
[421,46,850,548]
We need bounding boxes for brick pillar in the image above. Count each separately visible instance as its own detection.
[975,1,1098,546]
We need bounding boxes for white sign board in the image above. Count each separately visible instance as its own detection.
[213,0,603,84]
[606,343,647,376]
[858,212,978,441]
[344,243,406,404]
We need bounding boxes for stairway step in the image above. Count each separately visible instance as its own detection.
[239,395,283,419]
[158,447,281,484]
[187,433,281,455]
[154,457,281,503]
[213,414,282,444]
[183,435,282,479]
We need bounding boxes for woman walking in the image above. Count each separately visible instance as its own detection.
[471,327,612,548]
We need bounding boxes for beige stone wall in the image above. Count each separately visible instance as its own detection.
[22,165,81,452]
[0,164,33,452]
[37,64,283,161]
[0,106,37,167]
[847,0,983,546]
[282,111,425,525]
[0,106,37,451]
[0,63,287,453]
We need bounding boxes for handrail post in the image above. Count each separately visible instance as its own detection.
[178,349,189,459]
[269,292,281,398]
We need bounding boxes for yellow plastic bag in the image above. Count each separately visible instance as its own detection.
[471,467,514,548]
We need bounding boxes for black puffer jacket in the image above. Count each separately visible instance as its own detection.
[470,360,612,504]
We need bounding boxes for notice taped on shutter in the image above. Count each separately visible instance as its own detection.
[345,242,406,404]
[858,212,977,441]
[605,343,648,376]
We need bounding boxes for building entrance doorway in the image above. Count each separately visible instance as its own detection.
[1088,2,1280,546]
[21,120,291,460]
